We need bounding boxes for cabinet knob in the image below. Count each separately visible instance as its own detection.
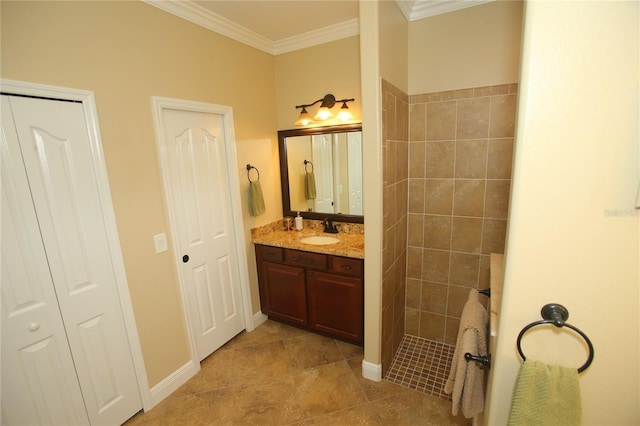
[182,255,189,263]
[29,322,40,332]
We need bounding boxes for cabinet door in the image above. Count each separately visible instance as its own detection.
[307,270,363,344]
[259,261,307,326]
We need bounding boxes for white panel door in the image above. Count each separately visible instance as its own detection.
[1,97,90,426]
[331,134,342,213]
[347,132,363,215]
[2,95,142,425]
[158,107,245,361]
[312,134,335,214]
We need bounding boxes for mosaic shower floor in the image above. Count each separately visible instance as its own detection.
[385,335,455,399]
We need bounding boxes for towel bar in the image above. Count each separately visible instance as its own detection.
[516,303,594,373]
[464,353,491,369]
[478,288,490,297]
[462,289,491,369]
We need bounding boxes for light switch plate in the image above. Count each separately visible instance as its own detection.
[154,233,168,253]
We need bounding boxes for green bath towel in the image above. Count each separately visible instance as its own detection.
[305,171,316,200]
[508,360,581,426]
[248,180,265,216]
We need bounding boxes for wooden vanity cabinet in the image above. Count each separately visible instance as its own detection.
[255,244,364,344]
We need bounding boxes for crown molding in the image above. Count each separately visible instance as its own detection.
[408,0,494,21]
[141,0,274,54]
[141,0,494,55]
[395,0,416,21]
[141,0,357,55]
[274,18,359,55]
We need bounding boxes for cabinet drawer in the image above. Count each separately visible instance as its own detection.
[255,245,283,263]
[285,249,327,270]
[328,256,363,277]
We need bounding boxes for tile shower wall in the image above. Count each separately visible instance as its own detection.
[406,84,518,345]
[380,79,409,374]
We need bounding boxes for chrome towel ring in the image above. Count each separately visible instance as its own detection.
[516,303,594,373]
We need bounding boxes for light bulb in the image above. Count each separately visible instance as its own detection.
[295,108,314,126]
[337,102,352,122]
[314,106,332,121]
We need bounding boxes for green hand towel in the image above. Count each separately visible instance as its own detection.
[249,180,265,216]
[305,171,316,200]
[508,360,581,426]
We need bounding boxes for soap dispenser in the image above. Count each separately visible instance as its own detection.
[294,212,303,231]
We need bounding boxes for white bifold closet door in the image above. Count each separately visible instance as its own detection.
[1,95,141,425]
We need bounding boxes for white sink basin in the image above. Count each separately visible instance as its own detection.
[299,235,340,245]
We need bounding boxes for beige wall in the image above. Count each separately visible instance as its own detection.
[358,0,410,375]
[359,0,383,369]
[408,1,523,94]
[379,0,409,94]
[286,135,313,213]
[274,36,361,131]
[1,0,280,387]
[487,1,639,424]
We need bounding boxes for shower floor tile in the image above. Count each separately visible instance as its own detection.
[384,335,455,399]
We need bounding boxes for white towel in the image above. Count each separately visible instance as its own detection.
[444,289,489,418]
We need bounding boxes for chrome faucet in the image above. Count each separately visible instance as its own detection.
[323,218,339,234]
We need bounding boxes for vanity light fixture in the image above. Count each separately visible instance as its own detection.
[294,107,314,126]
[336,101,353,122]
[294,94,355,126]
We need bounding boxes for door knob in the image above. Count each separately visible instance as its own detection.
[29,322,40,331]
[182,255,189,263]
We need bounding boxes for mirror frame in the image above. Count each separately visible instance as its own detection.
[278,123,364,224]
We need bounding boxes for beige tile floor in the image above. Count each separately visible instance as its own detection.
[125,320,471,426]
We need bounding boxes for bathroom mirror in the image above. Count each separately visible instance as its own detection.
[278,123,363,224]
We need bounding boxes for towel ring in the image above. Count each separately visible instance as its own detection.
[516,303,594,373]
[246,164,260,182]
[304,159,314,173]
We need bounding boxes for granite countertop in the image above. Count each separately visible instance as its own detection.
[251,220,364,259]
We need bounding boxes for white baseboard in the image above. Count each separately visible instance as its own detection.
[361,360,382,382]
[147,360,198,409]
[144,313,267,411]
[252,311,268,329]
